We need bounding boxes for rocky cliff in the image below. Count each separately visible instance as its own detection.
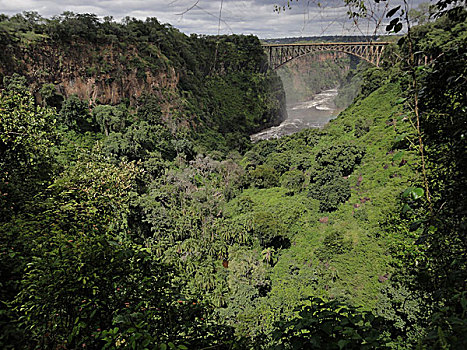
[0,15,286,149]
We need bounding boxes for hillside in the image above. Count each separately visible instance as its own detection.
[1,7,466,350]
[0,13,286,153]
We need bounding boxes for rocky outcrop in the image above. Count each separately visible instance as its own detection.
[1,41,179,106]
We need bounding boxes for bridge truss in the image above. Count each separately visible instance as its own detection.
[262,42,390,69]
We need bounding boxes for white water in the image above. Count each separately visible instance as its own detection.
[251,88,340,142]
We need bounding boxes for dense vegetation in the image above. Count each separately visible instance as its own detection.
[0,12,286,154]
[1,4,466,350]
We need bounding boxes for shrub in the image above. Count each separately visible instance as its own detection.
[308,167,351,212]
[281,169,305,192]
[249,164,279,188]
[265,152,292,175]
[312,177,351,212]
[40,83,64,108]
[252,211,287,248]
[317,230,352,260]
[354,117,373,137]
[242,150,263,169]
[273,297,392,349]
[316,144,365,176]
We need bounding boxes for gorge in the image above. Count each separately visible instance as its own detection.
[1,7,466,350]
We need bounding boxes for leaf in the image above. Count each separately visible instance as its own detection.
[402,187,414,198]
[402,187,424,200]
[338,339,350,349]
[402,203,411,214]
[392,151,405,161]
[394,23,403,33]
[395,97,407,105]
[394,133,408,143]
[386,6,401,18]
[409,221,422,231]
[411,187,424,200]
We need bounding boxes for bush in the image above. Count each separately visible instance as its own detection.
[281,169,305,192]
[60,95,95,131]
[252,211,286,248]
[354,117,373,138]
[360,67,389,98]
[273,297,392,349]
[265,152,292,175]
[308,167,351,212]
[40,83,64,108]
[242,150,263,169]
[312,177,351,212]
[317,230,353,260]
[249,164,279,188]
[316,144,365,176]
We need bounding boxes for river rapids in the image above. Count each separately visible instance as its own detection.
[251,88,340,142]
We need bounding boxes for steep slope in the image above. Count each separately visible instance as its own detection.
[218,77,416,336]
[0,14,286,153]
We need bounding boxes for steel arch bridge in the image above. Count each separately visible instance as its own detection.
[262,42,390,69]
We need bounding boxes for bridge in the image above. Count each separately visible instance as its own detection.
[262,42,390,69]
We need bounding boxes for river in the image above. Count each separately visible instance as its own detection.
[251,88,341,141]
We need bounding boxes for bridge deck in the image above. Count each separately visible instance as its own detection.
[262,42,391,47]
[262,42,391,68]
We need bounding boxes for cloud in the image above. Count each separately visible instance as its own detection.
[0,0,423,37]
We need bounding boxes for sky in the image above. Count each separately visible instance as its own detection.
[0,0,424,38]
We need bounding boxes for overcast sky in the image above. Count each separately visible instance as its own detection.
[0,0,423,38]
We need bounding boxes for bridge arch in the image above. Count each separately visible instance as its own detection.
[262,42,390,70]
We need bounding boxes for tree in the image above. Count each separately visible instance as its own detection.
[93,105,126,136]
[0,75,57,219]
[60,94,93,131]
[273,297,392,349]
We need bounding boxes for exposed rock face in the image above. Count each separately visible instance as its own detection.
[1,42,179,106]
[0,33,288,139]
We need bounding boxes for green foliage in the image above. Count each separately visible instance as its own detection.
[308,168,351,212]
[354,117,373,138]
[252,211,287,248]
[1,14,286,154]
[315,144,365,176]
[93,104,126,136]
[316,230,353,261]
[273,297,392,349]
[102,121,177,162]
[266,152,292,175]
[360,68,390,98]
[375,283,428,345]
[392,8,467,348]
[281,169,305,192]
[249,164,280,188]
[60,94,94,131]
[136,93,163,124]
[0,76,57,218]
[40,83,64,108]
[219,246,271,337]
[1,8,466,350]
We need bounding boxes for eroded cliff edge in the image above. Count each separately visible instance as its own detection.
[0,15,286,152]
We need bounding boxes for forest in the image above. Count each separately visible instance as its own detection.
[0,1,466,349]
